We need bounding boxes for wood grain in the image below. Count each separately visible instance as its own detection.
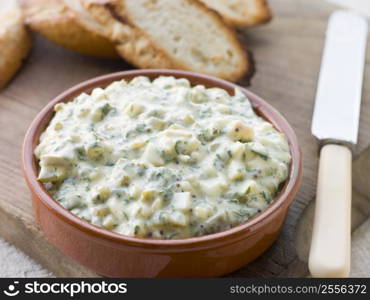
[0,0,369,277]
[351,218,370,277]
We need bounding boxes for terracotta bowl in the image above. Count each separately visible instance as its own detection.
[22,69,302,277]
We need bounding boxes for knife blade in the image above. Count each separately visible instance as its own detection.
[326,0,370,20]
[312,10,367,145]
[309,10,368,278]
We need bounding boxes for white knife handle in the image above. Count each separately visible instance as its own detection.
[309,144,351,277]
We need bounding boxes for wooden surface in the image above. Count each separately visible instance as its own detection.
[0,0,369,277]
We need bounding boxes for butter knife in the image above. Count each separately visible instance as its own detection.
[309,10,368,277]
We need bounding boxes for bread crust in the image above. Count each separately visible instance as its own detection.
[111,0,249,81]
[19,0,118,58]
[199,0,272,27]
[0,1,32,89]
[115,34,175,69]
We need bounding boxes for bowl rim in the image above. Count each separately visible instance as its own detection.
[22,69,302,248]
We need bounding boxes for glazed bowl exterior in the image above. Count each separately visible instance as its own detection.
[22,69,302,277]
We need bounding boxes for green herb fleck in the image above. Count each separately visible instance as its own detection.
[75,147,86,161]
[134,225,140,235]
[101,103,112,117]
[251,149,269,160]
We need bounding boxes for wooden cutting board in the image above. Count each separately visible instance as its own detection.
[1,0,370,277]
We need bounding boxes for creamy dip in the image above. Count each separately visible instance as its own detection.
[35,76,291,239]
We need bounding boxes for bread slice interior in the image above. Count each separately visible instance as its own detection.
[199,0,272,27]
[116,0,248,80]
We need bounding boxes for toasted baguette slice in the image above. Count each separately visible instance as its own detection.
[0,0,31,89]
[76,0,174,68]
[105,0,248,81]
[19,0,118,58]
[199,0,272,27]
